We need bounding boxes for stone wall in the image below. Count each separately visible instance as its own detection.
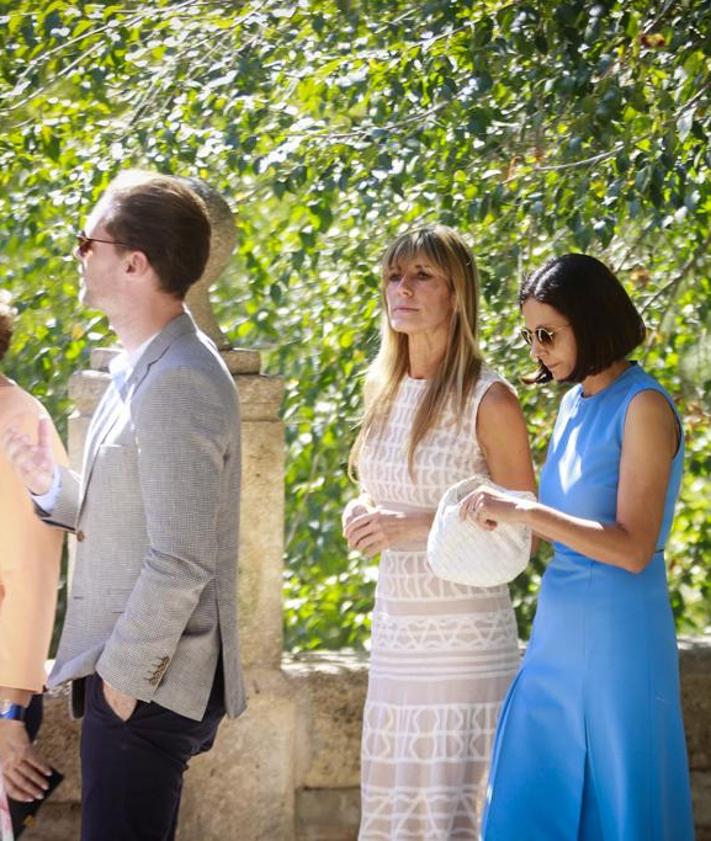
[25,638,711,841]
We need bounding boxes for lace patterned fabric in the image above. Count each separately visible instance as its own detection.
[357,368,520,840]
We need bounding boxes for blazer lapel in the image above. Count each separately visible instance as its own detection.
[123,312,196,402]
[79,382,122,486]
[76,380,125,515]
[76,312,198,513]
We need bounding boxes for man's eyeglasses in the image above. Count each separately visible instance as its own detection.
[519,324,570,347]
[76,232,131,257]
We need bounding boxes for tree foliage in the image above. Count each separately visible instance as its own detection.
[0,0,709,650]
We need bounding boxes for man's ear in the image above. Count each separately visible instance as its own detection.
[125,250,150,275]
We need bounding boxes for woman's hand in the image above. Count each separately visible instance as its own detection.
[343,507,411,558]
[459,486,531,530]
[1,416,56,496]
[0,721,52,801]
[342,495,375,531]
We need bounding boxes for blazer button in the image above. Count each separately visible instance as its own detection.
[76,530,86,542]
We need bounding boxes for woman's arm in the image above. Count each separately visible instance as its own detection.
[477,382,539,551]
[343,507,434,558]
[463,389,679,573]
[477,383,537,494]
[344,383,540,559]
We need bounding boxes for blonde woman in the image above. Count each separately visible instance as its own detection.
[344,226,536,839]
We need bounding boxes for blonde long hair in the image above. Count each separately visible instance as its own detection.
[349,225,483,478]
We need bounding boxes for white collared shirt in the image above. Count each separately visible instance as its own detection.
[107,333,157,394]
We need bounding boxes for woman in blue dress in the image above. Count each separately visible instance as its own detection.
[462,254,694,841]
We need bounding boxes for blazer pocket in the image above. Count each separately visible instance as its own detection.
[96,442,135,458]
[94,444,139,493]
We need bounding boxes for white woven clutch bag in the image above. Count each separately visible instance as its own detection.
[427,475,535,587]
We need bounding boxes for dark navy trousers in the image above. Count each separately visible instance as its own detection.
[80,666,225,841]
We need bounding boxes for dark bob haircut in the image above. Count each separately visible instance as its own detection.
[520,254,646,384]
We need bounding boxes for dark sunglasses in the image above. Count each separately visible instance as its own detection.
[76,231,131,257]
[519,324,570,346]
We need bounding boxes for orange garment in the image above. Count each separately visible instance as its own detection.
[0,381,67,693]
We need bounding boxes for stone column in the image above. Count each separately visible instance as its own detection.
[182,176,286,668]
[177,181,295,840]
[224,349,285,668]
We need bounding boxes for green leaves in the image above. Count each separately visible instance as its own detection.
[0,0,708,649]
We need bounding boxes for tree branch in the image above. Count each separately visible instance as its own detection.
[640,231,711,319]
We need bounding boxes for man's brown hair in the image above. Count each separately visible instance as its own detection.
[102,172,211,300]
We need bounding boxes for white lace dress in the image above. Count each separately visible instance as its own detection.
[357,368,520,840]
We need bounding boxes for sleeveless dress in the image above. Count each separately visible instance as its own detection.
[482,363,695,841]
[357,368,521,840]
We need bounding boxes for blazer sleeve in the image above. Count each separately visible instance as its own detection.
[35,465,81,531]
[95,365,232,700]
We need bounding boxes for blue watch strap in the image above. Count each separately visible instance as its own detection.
[0,702,27,721]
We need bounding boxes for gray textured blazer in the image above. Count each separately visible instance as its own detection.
[42,313,245,721]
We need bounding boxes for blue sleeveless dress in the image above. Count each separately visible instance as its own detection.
[481,363,695,841]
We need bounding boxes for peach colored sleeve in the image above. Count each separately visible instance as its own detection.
[0,387,67,692]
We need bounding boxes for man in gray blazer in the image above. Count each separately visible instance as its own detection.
[3,172,245,840]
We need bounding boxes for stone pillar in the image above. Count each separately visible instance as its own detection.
[224,350,285,668]
[181,175,286,668]
[176,181,295,839]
